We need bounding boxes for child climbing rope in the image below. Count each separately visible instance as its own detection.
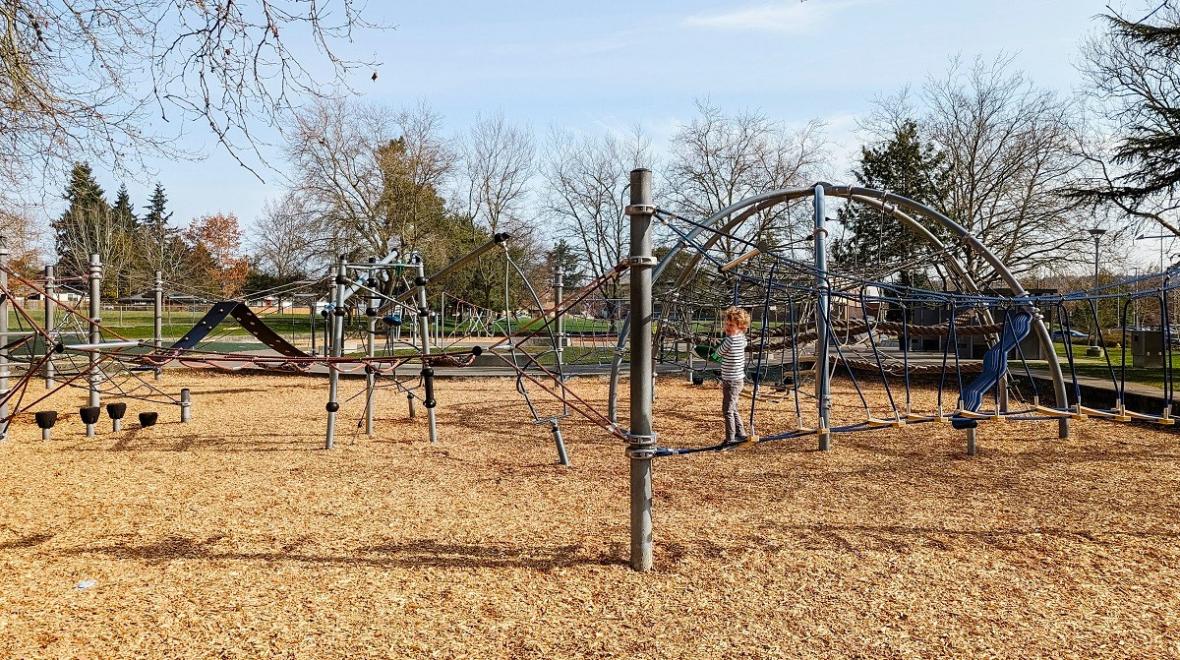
[717,306,751,444]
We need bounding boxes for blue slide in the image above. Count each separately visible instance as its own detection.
[956,309,1033,414]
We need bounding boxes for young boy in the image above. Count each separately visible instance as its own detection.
[716,306,751,443]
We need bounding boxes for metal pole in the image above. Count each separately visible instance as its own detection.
[415,257,439,443]
[310,302,317,355]
[181,387,191,422]
[44,264,55,388]
[550,419,570,467]
[554,267,565,369]
[365,262,377,437]
[626,168,656,572]
[87,253,102,437]
[325,256,346,449]
[0,240,9,436]
[153,270,163,379]
[813,184,832,450]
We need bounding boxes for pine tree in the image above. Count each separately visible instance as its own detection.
[52,162,110,278]
[831,120,947,288]
[547,239,585,290]
[1071,4,1180,225]
[111,184,137,230]
[136,182,186,285]
[143,183,172,236]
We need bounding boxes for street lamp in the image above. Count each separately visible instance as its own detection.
[1087,228,1107,355]
[1135,231,1172,274]
[1088,228,1107,291]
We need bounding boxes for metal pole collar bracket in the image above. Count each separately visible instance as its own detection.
[624,204,657,216]
[625,431,658,459]
[625,256,658,267]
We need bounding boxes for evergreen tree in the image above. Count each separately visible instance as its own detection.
[831,120,948,288]
[143,183,172,236]
[111,184,137,229]
[547,239,585,290]
[52,162,110,278]
[1072,4,1180,226]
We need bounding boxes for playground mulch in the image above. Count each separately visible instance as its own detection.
[1,371,1178,658]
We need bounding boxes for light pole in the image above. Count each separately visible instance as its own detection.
[1135,232,1172,275]
[1088,228,1107,356]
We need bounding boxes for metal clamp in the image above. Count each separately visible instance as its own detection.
[624,204,657,216]
[625,256,658,267]
[625,431,658,459]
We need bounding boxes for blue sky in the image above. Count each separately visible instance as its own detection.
[84,0,1115,240]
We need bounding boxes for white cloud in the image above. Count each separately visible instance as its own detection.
[681,0,878,34]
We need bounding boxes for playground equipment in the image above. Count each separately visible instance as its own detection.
[2,171,1179,575]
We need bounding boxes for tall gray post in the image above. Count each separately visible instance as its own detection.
[414,258,439,443]
[0,240,9,432]
[153,270,163,379]
[309,302,317,355]
[325,256,346,449]
[626,168,656,572]
[87,253,102,437]
[813,184,832,450]
[365,262,377,437]
[44,265,55,388]
[554,268,565,366]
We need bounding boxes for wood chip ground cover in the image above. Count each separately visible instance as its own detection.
[1,371,1178,657]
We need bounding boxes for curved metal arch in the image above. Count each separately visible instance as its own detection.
[606,183,1069,432]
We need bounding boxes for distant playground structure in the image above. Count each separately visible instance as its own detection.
[0,169,1178,572]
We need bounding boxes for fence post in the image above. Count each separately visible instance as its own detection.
[626,168,656,572]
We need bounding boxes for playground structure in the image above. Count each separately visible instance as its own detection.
[1,170,1179,575]
[613,169,1180,571]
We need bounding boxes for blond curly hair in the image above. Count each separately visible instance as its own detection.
[723,306,751,330]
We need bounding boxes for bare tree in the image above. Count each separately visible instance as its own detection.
[666,100,825,260]
[54,204,136,296]
[543,127,649,311]
[920,57,1089,284]
[0,0,380,194]
[0,207,44,282]
[286,96,395,258]
[457,112,536,238]
[286,98,455,267]
[252,193,319,280]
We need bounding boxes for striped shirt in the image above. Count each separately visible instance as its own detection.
[716,333,748,381]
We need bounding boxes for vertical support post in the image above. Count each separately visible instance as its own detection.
[554,268,565,367]
[365,260,377,437]
[153,270,163,380]
[550,420,570,466]
[309,302,317,355]
[44,264,55,388]
[0,240,9,435]
[414,257,439,443]
[626,168,656,572]
[813,184,832,450]
[180,388,191,422]
[325,255,346,449]
[87,253,102,437]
